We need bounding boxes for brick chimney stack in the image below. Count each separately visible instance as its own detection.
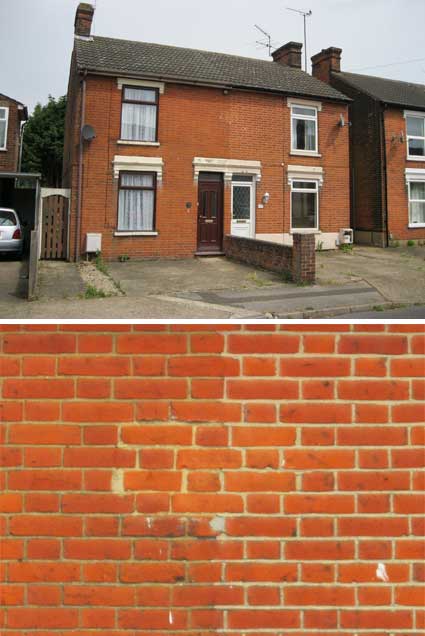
[311,47,342,83]
[74,3,94,37]
[272,42,303,70]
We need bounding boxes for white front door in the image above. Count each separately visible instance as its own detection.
[231,177,255,238]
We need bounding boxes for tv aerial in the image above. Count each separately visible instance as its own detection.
[286,7,313,72]
[254,24,274,57]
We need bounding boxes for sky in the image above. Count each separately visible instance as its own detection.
[1,0,424,113]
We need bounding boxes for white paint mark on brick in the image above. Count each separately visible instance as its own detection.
[169,610,173,624]
[376,562,389,582]
[210,516,225,533]
[111,469,124,493]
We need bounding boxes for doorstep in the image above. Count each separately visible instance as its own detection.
[195,251,225,257]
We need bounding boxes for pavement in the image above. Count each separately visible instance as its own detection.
[337,305,425,319]
[0,246,423,319]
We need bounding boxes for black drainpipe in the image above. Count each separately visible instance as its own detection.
[380,103,389,247]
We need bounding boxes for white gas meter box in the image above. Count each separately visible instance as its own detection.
[339,229,354,245]
[86,233,102,253]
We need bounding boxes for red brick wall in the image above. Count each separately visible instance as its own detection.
[385,108,425,242]
[66,72,350,259]
[0,97,21,173]
[1,323,424,634]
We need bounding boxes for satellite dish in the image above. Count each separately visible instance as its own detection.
[82,124,96,141]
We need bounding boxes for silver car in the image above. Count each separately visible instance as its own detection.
[0,208,24,257]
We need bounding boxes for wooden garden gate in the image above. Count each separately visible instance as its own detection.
[40,193,69,259]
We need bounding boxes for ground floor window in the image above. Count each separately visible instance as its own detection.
[408,181,425,226]
[291,180,319,230]
[118,172,156,231]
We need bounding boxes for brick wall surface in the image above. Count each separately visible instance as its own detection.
[0,323,424,635]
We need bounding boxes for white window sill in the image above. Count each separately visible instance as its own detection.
[290,151,321,158]
[0,148,7,152]
[117,140,160,147]
[114,231,158,237]
[407,156,425,162]
[290,229,320,234]
[408,224,425,229]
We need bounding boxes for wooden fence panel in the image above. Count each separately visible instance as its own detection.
[41,195,68,259]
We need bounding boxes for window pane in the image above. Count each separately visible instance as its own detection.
[0,120,5,148]
[293,118,316,151]
[118,189,154,231]
[0,211,17,226]
[232,175,253,182]
[121,173,154,188]
[121,103,157,141]
[233,186,251,220]
[292,181,316,190]
[407,116,424,137]
[124,87,156,103]
[292,191,317,229]
[410,201,425,224]
[292,106,316,117]
[409,138,425,157]
[210,191,217,218]
[0,108,6,119]
[410,182,425,200]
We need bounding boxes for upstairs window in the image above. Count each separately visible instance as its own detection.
[406,113,425,159]
[121,87,158,142]
[0,107,9,150]
[291,105,318,153]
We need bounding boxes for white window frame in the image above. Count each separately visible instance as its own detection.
[289,100,320,157]
[0,107,9,151]
[231,176,256,238]
[120,85,159,144]
[405,110,425,162]
[290,179,320,232]
[407,180,425,228]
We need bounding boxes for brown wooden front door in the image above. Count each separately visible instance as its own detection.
[197,174,224,253]
[41,195,69,260]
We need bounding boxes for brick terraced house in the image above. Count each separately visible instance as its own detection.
[312,47,425,246]
[63,3,351,260]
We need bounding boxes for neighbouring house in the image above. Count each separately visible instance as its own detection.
[0,93,39,243]
[0,92,27,173]
[312,47,425,246]
[63,3,351,261]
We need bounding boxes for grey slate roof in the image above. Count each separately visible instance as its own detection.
[335,71,425,110]
[74,36,349,103]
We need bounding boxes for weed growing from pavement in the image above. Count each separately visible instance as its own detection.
[84,284,109,299]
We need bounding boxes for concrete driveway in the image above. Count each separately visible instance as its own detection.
[0,255,28,302]
[317,245,425,304]
[108,257,279,296]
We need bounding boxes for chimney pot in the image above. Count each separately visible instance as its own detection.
[75,3,94,37]
[272,42,303,69]
[311,47,342,83]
